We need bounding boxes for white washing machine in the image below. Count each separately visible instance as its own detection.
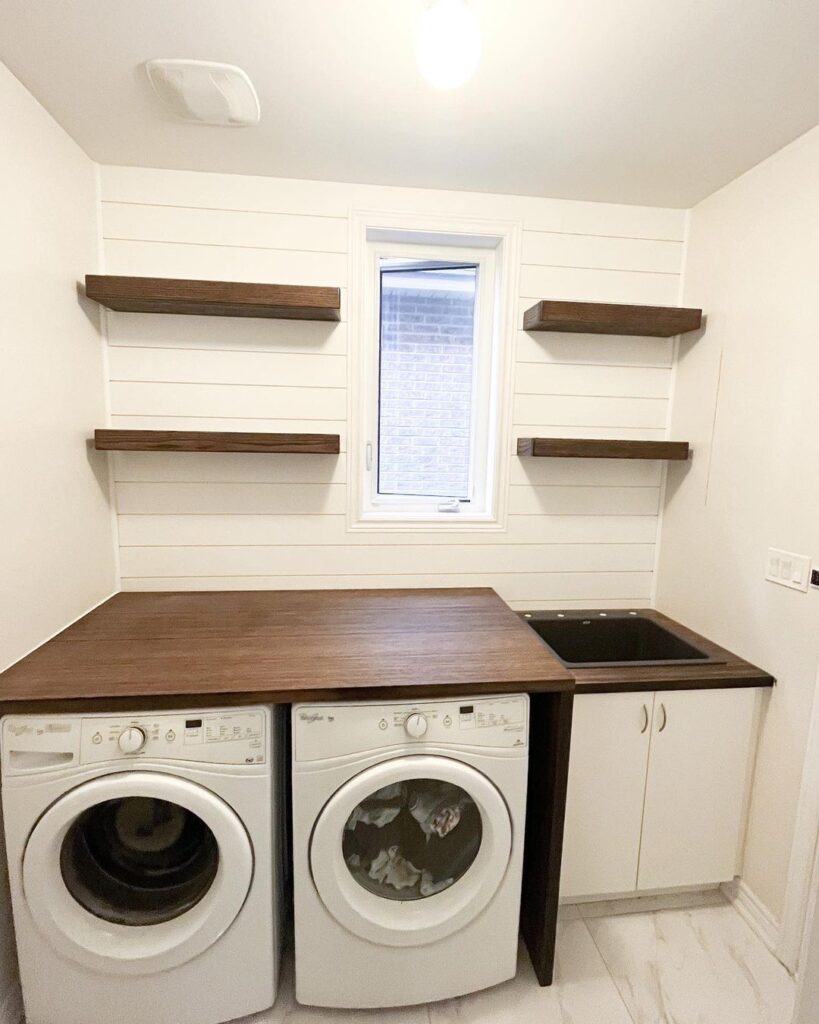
[291,693,529,1008]
[1,706,283,1024]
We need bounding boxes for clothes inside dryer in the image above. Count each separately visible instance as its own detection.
[342,779,482,900]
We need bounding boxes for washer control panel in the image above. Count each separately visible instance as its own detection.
[1,708,267,773]
[293,694,528,762]
[80,711,266,765]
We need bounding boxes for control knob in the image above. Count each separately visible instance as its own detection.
[118,726,147,754]
[404,713,428,739]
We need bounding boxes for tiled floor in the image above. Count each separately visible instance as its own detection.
[244,895,795,1024]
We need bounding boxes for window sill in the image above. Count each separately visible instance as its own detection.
[348,513,506,533]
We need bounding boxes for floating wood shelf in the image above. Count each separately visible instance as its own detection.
[517,438,690,461]
[94,429,341,454]
[522,299,702,337]
[85,275,341,321]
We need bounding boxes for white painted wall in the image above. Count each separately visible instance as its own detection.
[0,62,118,1021]
[98,165,686,605]
[656,124,819,925]
[1,64,117,671]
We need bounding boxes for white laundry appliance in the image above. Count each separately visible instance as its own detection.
[1,706,283,1024]
[291,693,529,1008]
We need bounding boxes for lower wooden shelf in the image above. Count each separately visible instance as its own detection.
[517,438,690,460]
[94,429,341,454]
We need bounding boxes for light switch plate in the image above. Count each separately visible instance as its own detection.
[766,547,812,592]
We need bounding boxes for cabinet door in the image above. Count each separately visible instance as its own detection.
[637,687,759,891]
[561,692,654,899]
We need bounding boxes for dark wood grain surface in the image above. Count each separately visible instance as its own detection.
[521,691,574,985]
[85,275,341,321]
[0,589,574,713]
[520,609,774,693]
[522,299,702,337]
[517,438,690,461]
[94,429,341,454]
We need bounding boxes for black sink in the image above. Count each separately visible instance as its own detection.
[520,611,723,668]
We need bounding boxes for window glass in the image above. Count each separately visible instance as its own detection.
[378,261,478,500]
[342,779,482,901]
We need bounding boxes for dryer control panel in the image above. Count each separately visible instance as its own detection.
[1,708,267,774]
[293,694,528,762]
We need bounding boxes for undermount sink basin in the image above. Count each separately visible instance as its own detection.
[520,611,723,668]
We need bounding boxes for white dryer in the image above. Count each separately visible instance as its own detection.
[1,706,283,1024]
[291,694,529,1008]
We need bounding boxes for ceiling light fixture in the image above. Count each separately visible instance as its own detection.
[417,0,480,90]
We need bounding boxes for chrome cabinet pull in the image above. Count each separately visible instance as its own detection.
[640,704,649,734]
[658,703,668,732]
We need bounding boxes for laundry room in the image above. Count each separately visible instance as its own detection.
[1,3,818,1023]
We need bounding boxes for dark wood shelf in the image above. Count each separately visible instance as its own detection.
[94,429,341,454]
[522,299,702,337]
[85,275,341,321]
[517,437,690,461]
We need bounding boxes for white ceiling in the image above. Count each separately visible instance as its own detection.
[3,0,819,208]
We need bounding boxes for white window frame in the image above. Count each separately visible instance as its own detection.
[349,211,519,531]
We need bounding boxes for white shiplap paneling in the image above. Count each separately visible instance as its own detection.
[117,514,660,548]
[109,382,346,421]
[99,166,685,605]
[120,572,655,603]
[521,231,683,275]
[108,347,346,389]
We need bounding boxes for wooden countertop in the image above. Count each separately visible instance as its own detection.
[0,591,773,715]
[521,609,774,694]
[0,588,573,713]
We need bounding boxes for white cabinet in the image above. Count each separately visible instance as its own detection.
[637,688,759,890]
[560,692,653,899]
[561,687,761,900]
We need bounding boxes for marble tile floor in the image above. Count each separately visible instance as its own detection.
[242,895,795,1024]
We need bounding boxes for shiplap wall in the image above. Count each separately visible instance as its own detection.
[99,166,686,608]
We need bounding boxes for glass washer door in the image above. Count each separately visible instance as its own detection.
[310,755,512,948]
[22,772,253,975]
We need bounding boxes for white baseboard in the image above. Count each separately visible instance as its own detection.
[722,878,782,960]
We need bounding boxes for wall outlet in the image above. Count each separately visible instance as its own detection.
[766,547,812,592]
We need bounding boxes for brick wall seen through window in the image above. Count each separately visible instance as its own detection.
[378,264,477,499]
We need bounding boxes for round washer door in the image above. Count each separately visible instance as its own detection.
[309,755,512,947]
[23,771,253,975]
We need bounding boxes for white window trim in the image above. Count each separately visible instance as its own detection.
[348,210,520,532]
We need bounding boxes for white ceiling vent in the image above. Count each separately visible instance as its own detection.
[145,59,260,126]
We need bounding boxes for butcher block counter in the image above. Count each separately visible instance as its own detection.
[0,588,572,711]
[0,587,774,989]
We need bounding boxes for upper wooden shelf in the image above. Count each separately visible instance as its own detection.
[85,275,341,321]
[94,429,341,454]
[522,299,702,337]
[517,438,690,461]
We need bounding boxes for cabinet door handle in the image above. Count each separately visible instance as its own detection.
[640,704,649,734]
[658,703,668,732]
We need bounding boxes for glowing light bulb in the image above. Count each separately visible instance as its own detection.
[417,0,480,90]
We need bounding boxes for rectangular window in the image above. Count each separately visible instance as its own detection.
[353,225,509,526]
[378,260,478,501]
